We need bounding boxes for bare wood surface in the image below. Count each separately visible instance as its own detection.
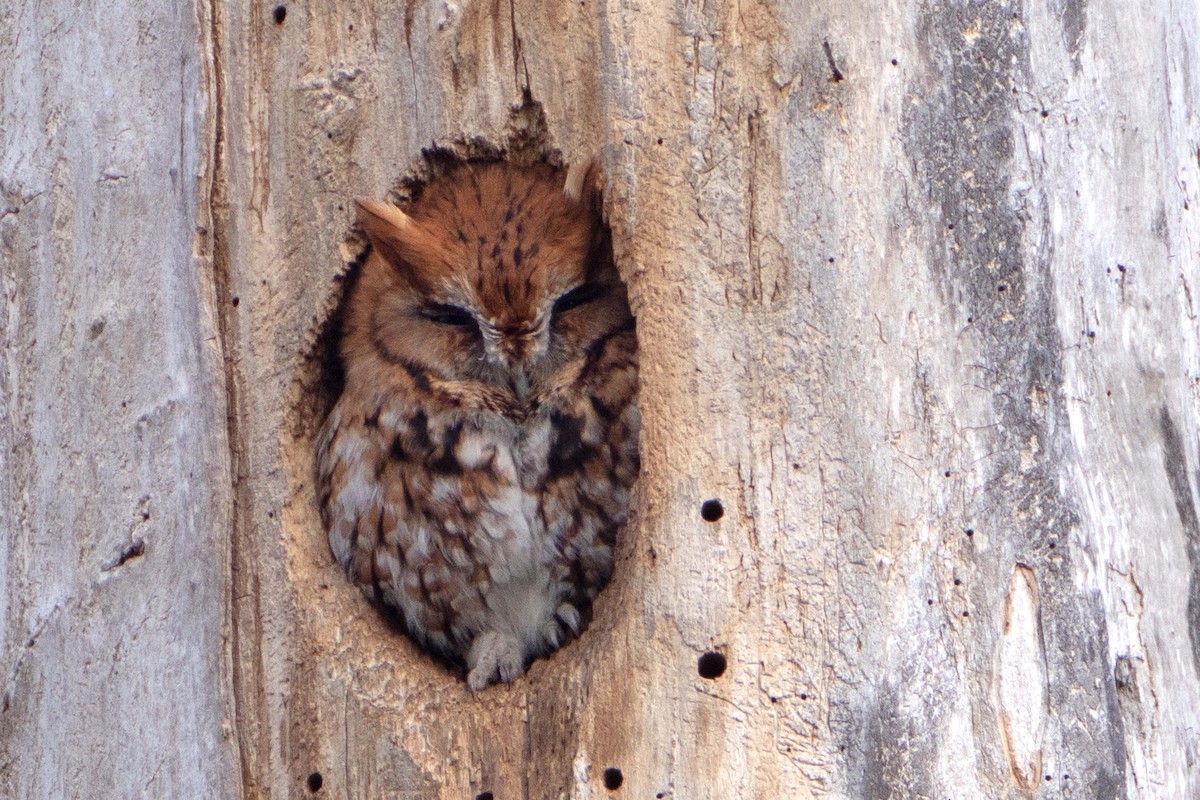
[0,0,239,796]
[3,0,1199,797]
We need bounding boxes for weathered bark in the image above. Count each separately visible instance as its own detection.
[0,1,238,797]
[3,0,1199,797]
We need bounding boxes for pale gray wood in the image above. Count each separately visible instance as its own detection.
[0,1,240,797]
[4,0,1199,797]
[223,0,1200,797]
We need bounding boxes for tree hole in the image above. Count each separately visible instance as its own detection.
[700,499,724,522]
[697,651,727,679]
[302,99,640,688]
[476,793,494,800]
[603,768,624,790]
[273,5,287,24]
[307,772,323,792]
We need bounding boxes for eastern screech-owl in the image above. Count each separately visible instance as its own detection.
[317,160,639,690]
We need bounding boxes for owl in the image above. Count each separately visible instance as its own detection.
[316,160,639,690]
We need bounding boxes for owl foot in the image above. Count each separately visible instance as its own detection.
[466,631,526,691]
[538,602,584,651]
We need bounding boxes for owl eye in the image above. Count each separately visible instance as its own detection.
[420,303,477,329]
[552,283,604,317]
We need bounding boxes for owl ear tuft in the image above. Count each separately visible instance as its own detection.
[563,160,602,209]
[356,199,416,240]
[356,199,443,287]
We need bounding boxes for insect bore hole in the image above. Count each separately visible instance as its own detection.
[603,768,624,790]
[476,793,494,800]
[698,650,727,679]
[700,499,724,522]
[306,772,323,792]
[273,4,287,24]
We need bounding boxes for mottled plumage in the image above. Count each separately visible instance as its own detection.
[317,161,639,689]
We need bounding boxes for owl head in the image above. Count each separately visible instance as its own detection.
[344,161,632,403]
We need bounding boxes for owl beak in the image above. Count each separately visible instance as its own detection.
[485,323,546,401]
[510,366,530,402]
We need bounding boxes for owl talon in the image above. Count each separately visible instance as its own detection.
[555,603,582,635]
[467,631,526,690]
[541,620,562,650]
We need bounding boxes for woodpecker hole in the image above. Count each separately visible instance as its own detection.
[697,651,727,679]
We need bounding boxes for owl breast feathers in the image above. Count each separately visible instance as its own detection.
[316,161,639,689]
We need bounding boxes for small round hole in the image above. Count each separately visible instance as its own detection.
[307,772,323,792]
[273,4,287,24]
[700,499,724,522]
[603,768,623,790]
[476,793,494,800]
[231,296,240,307]
[697,651,727,679]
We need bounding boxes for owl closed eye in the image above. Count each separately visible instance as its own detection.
[316,159,639,689]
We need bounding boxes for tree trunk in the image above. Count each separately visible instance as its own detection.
[3,0,1199,797]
